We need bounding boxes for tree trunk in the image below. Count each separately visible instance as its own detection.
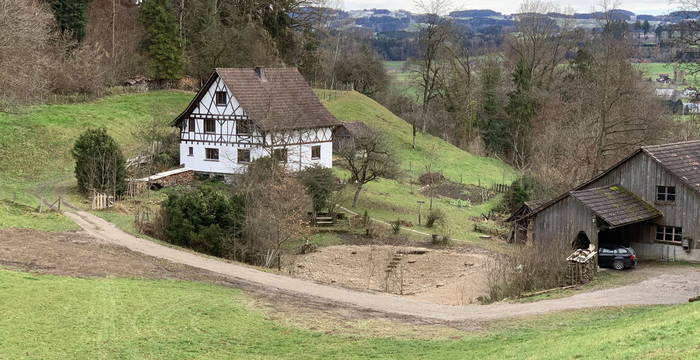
[412,121,417,149]
[352,184,363,207]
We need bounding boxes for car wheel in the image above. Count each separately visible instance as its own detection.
[613,260,625,271]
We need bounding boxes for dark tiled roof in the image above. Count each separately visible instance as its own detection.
[642,140,700,193]
[339,121,372,137]
[216,68,339,130]
[571,185,661,228]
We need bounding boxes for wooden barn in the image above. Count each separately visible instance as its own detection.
[516,140,700,262]
[332,121,371,153]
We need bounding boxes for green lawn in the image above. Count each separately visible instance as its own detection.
[635,62,700,88]
[1,268,698,359]
[0,90,191,231]
[320,90,516,245]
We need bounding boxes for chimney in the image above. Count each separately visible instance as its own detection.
[254,66,266,81]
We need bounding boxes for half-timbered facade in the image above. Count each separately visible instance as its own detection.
[173,67,339,174]
[518,140,700,262]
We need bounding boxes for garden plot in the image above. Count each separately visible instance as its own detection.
[286,245,491,305]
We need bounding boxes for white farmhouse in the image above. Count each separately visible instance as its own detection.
[173,67,340,175]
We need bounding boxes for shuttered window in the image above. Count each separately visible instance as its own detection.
[188,118,195,132]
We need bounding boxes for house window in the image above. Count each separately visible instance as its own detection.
[188,147,193,156]
[273,148,288,163]
[311,145,321,160]
[656,225,682,243]
[657,186,676,202]
[237,118,251,134]
[204,118,216,133]
[237,149,251,163]
[188,118,195,132]
[205,148,219,161]
[215,91,227,106]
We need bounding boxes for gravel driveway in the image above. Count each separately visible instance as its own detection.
[63,209,700,321]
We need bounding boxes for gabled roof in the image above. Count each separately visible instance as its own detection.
[506,199,548,222]
[643,140,700,193]
[337,121,372,137]
[174,67,340,131]
[527,140,700,219]
[570,185,661,228]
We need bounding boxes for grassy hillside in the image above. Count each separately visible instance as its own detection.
[0,89,515,243]
[0,90,191,231]
[321,90,516,243]
[1,268,698,359]
[635,62,700,88]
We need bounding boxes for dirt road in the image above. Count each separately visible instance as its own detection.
[63,209,700,321]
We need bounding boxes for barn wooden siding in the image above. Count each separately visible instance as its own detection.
[586,152,700,249]
[533,196,599,247]
[532,151,700,260]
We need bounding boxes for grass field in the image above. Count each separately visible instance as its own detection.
[635,62,700,88]
[1,268,698,359]
[1,89,515,246]
[0,90,191,231]
[320,90,516,245]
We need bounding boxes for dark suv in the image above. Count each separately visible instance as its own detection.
[598,246,637,270]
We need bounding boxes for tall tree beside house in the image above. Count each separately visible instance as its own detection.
[505,58,537,168]
[139,0,184,80]
[50,0,88,41]
[71,128,126,196]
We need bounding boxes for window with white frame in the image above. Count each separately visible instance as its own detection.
[656,225,682,243]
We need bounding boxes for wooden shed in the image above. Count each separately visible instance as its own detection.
[521,140,700,262]
[333,121,371,153]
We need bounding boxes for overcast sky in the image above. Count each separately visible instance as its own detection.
[342,0,679,16]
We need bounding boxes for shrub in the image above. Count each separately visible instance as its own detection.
[297,165,340,214]
[418,172,446,185]
[391,219,401,234]
[160,183,244,257]
[425,208,445,228]
[71,128,126,196]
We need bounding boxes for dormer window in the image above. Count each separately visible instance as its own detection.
[657,186,676,202]
[215,91,227,106]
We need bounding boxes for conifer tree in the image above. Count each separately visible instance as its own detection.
[505,59,537,167]
[50,0,88,41]
[478,57,508,154]
[139,0,184,80]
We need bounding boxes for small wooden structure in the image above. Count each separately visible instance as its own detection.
[91,192,115,210]
[333,121,372,152]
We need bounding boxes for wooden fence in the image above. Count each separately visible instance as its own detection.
[491,183,513,193]
[91,192,115,210]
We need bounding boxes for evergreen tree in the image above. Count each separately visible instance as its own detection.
[478,57,508,154]
[642,20,651,36]
[50,0,88,41]
[71,128,127,196]
[505,59,537,167]
[139,0,184,80]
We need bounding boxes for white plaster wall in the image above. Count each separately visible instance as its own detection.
[180,141,332,175]
[192,77,243,117]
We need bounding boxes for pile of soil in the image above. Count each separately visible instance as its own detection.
[418,172,446,185]
[421,182,496,204]
[286,245,490,305]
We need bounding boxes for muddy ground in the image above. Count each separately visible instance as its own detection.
[285,245,491,305]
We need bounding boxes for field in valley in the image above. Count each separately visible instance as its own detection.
[1,266,699,359]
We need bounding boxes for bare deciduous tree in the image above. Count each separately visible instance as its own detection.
[338,130,400,207]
